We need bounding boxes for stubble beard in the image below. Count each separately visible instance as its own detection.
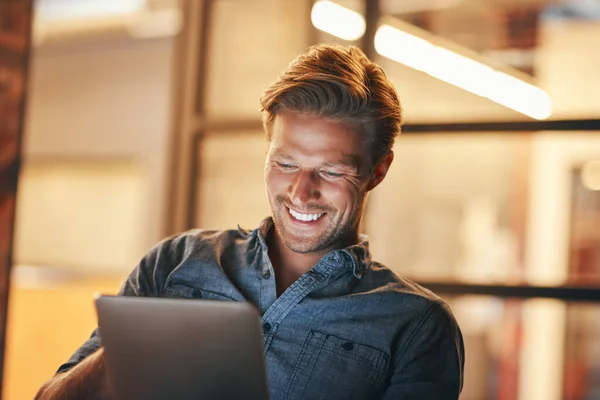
[270,195,359,254]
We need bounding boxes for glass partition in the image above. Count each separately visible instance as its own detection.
[447,295,600,400]
[205,0,311,119]
[312,0,600,123]
[198,131,600,287]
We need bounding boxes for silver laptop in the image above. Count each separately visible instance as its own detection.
[95,295,269,400]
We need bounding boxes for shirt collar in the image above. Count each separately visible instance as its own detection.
[239,217,372,279]
[341,234,371,279]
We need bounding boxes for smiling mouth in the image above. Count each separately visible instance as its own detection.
[287,207,326,222]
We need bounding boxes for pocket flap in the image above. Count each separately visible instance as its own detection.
[162,283,238,301]
[312,330,389,373]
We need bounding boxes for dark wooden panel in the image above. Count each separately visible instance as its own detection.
[0,0,33,394]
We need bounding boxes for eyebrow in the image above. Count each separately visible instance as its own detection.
[323,155,360,171]
[269,150,293,160]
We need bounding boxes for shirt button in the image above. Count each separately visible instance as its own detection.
[192,289,202,298]
[263,322,272,334]
[342,341,354,351]
[262,270,271,279]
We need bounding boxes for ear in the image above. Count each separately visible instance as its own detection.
[366,151,394,191]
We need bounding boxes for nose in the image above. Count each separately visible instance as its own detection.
[289,170,321,206]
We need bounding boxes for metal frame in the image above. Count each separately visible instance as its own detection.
[414,281,600,303]
[191,116,600,135]
[402,118,600,133]
[165,0,213,236]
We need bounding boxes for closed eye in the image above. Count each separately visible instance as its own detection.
[321,170,344,178]
[276,162,296,170]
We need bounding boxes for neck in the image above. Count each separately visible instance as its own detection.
[266,227,359,296]
[269,234,321,274]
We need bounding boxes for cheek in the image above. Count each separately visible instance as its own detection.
[324,182,362,211]
[265,167,288,194]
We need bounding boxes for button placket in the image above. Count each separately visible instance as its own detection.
[259,249,277,315]
[260,267,332,355]
[261,321,278,355]
[262,322,272,334]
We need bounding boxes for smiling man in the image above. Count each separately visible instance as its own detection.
[37,44,464,400]
[264,109,380,296]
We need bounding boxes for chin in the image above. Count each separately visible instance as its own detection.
[284,240,325,255]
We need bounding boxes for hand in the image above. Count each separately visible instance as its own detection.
[35,347,114,400]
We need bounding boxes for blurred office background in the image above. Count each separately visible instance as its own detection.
[2,0,600,398]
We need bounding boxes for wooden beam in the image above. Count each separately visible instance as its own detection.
[0,0,33,393]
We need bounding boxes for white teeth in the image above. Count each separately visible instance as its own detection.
[289,208,324,222]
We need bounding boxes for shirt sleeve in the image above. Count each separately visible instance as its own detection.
[55,236,178,374]
[380,300,465,400]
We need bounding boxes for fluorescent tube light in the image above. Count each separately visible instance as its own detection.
[36,0,145,20]
[375,24,552,120]
[311,0,366,41]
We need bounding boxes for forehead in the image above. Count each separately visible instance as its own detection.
[269,110,366,163]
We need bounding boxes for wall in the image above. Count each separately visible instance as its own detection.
[5,32,177,398]
[14,34,176,272]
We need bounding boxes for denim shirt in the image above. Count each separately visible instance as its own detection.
[58,217,464,399]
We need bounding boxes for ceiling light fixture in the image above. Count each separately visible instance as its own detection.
[310,0,366,41]
[374,24,552,120]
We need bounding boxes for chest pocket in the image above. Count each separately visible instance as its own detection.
[161,283,238,302]
[284,330,389,400]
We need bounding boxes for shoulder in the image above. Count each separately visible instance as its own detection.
[356,262,461,330]
[153,226,245,261]
[363,263,464,364]
[360,262,443,306]
[126,226,247,295]
[367,263,462,348]
[165,226,240,244]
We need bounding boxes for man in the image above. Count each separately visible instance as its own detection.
[36,44,464,399]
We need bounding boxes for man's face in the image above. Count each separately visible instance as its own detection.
[264,109,391,254]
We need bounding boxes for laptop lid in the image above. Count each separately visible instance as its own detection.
[95,295,269,400]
